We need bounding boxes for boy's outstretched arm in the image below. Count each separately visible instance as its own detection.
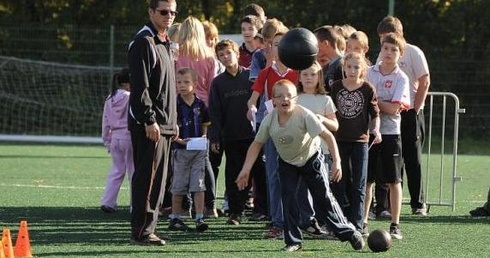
[236,141,264,190]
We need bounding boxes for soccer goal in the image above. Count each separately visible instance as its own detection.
[0,56,119,143]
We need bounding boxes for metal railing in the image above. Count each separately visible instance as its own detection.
[424,92,465,212]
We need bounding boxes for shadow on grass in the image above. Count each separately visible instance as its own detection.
[0,206,271,252]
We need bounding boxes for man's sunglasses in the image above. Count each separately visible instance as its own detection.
[156,9,178,16]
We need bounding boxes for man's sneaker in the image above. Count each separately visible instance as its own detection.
[249,213,269,222]
[412,204,428,216]
[302,218,327,237]
[168,218,188,231]
[130,233,166,246]
[377,210,392,219]
[389,224,403,239]
[359,224,369,237]
[226,214,242,225]
[195,219,209,233]
[100,205,116,214]
[348,231,365,250]
[281,244,302,252]
[263,226,283,239]
[154,231,171,241]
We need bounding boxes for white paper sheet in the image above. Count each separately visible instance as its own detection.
[265,99,274,113]
[250,106,257,132]
[186,137,208,151]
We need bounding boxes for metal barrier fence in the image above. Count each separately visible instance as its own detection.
[424,92,465,212]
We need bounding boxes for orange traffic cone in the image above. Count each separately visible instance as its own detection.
[13,221,32,258]
[0,234,6,258]
[2,228,14,258]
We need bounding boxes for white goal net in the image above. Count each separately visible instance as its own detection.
[0,56,118,143]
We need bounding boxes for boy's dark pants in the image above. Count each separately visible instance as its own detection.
[401,109,425,209]
[278,152,356,246]
[224,139,261,215]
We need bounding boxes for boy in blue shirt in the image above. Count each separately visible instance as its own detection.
[168,67,210,233]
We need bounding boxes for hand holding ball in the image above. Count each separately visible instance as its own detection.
[278,28,318,70]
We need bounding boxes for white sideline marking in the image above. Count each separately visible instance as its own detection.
[0,183,128,190]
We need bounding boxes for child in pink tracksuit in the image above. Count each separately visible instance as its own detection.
[100,68,133,213]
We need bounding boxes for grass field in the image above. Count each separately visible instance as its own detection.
[0,143,489,257]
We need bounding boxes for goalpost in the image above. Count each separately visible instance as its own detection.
[0,56,119,144]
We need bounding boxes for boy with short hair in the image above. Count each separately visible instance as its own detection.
[239,15,262,68]
[313,25,345,92]
[346,30,372,66]
[168,67,210,233]
[236,79,364,252]
[209,39,262,225]
[249,18,287,82]
[365,32,411,240]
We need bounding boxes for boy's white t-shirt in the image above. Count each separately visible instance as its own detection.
[376,43,429,108]
[366,63,410,135]
[297,93,337,154]
[255,105,324,167]
[398,44,430,108]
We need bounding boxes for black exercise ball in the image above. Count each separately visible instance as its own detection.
[367,229,392,252]
[278,28,318,70]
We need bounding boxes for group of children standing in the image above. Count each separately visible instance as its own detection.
[99,3,430,252]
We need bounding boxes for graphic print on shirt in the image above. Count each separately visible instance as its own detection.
[337,89,365,119]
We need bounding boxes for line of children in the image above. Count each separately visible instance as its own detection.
[108,9,422,249]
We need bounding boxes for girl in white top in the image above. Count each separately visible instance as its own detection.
[297,61,340,179]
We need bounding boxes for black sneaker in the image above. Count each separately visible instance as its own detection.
[302,218,326,237]
[100,205,116,214]
[389,224,403,240]
[130,233,166,246]
[412,204,428,216]
[281,244,302,252]
[196,219,209,233]
[168,218,188,231]
[249,213,269,222]
[226,214,242,225]
[349,231,365,250]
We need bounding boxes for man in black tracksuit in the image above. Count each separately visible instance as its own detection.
[128,0,178,246]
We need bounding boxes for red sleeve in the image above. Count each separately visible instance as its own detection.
[252,68,268,94]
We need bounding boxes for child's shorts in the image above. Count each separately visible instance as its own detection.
[367,134,403,184]
[171,149,207,195]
